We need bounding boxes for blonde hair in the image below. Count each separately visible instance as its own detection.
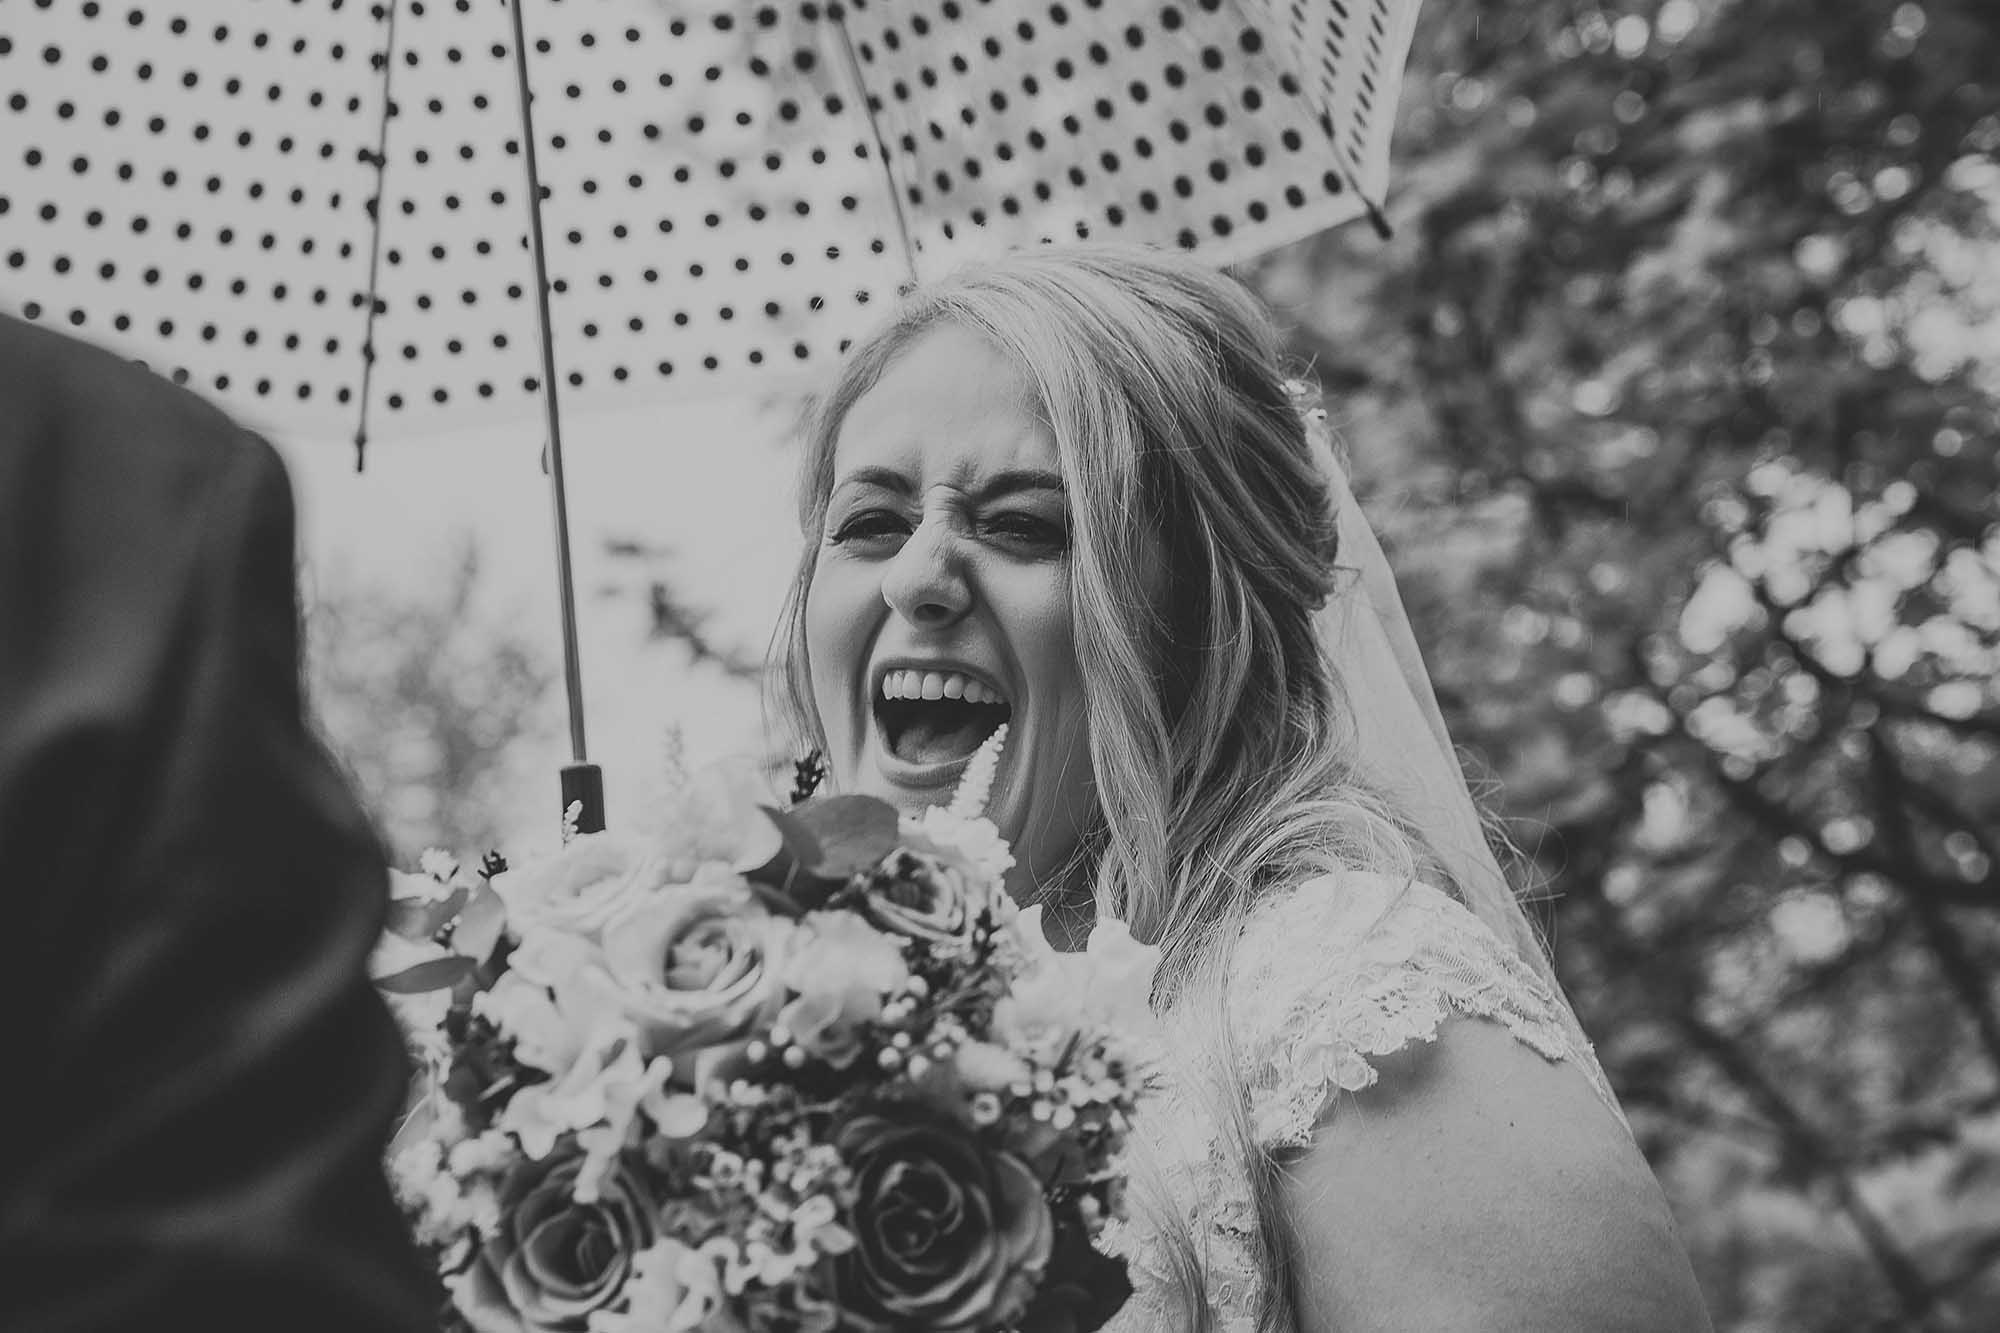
[772,244,1523,1329]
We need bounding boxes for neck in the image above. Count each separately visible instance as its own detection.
[1007,857,1096,952]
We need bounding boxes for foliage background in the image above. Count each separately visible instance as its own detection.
[1247,1,1999,1327]
[302,1,2000,1327]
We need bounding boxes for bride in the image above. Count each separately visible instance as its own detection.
[770,245,1712,1331]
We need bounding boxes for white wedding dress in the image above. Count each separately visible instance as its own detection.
[1100,869,1628,1333]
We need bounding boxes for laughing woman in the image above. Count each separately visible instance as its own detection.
[772,246,1712,1332]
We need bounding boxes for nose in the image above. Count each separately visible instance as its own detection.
[881,516,971,627]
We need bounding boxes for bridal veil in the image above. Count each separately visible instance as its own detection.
[1296,392,1562,990]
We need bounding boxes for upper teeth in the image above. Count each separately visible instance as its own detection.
[880,669,1005,704]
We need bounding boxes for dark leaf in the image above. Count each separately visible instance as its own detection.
[742,806,841,913]
[788,794,901,878]
[1011,1120,1088,1189]
[466,931,518,996]
[452,882,509,965]
[385,885,469,940]
[1017,1207,1132,1333]
[759,804,825,869]
[741,873,811,919]
[375,955,479,994]
[741,807,815,906]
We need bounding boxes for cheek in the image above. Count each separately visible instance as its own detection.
[1020,581,1091,757]
[802,568,874,751]
[1019,579,1084,694]
[1042,587,1098,799]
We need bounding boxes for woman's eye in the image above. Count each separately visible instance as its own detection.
[829,511,909,545]
[985,512,1067,550]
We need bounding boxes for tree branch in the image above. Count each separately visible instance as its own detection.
[1582,895,1954,1329]
[1867,736,2000,1084]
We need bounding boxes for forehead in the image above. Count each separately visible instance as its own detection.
[830,324,1058,485]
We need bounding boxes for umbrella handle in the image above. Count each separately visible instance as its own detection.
[562,763,606,835]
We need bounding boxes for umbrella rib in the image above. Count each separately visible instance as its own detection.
[1222,0,1394,240]
[828,10,919,288]
[353,0,405,471]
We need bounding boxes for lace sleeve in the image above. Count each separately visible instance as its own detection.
[1230,871,1627,1152]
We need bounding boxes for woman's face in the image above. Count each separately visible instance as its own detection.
[803,324,1098,898]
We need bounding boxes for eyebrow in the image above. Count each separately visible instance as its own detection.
[831,466,1066,501]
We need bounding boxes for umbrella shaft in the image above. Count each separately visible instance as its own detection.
[505,0,588,767]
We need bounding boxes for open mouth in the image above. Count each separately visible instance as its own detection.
[873,669,1013,769]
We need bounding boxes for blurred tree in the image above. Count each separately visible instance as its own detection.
[1253,1,2000,1328]
[303,537,557,865]
[598,535,765,680]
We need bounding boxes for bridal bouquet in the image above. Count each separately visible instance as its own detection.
[374,732,1158,1333]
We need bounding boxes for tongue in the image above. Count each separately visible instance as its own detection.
[891,711,996,767]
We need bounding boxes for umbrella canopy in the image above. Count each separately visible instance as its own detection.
[2,0,1422,449]
[4,0,1426,824]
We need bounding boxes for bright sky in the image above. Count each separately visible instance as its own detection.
[275,390,806,841]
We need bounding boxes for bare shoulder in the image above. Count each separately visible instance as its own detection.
[1279,1014,1714,1333]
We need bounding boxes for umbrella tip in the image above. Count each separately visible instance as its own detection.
[1364,196,1395,242]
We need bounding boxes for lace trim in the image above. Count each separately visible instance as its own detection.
[1233,871,1623,1148]
[1100,872,1624,1333]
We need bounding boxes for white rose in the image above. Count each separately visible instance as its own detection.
[993,908,1161,1060]
[491,833,666,940]
[776,912,910,1069]
[599,866,793,1068]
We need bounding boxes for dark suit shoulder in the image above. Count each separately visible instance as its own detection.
[0,313,281,511]
[0,317,295,691]
[0,317,438,1333]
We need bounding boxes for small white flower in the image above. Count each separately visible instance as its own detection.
[949,722,1008,818]
[585,1239,724,1333]
[899,805,1016,890]
[954,1039,1031,1092]
[495,1024,644,1161]
[447,1128,517,1178]
[471,972,578,1076]
[387,1137,444,1205]
[391,864,457,905]
[569,1041,675,1203]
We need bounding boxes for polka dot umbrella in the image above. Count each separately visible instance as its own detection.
[1,0,1424,823]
